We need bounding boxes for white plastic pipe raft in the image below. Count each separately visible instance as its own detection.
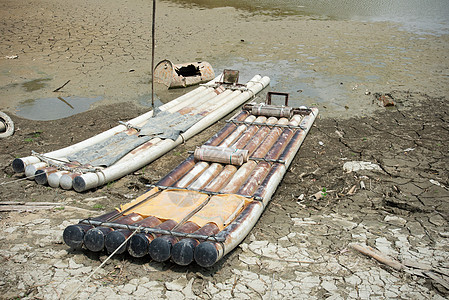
[11,73,225,175]
[14,73,269,192]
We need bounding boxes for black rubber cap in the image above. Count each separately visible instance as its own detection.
[63,225,86,249]
[128,233,150,258]
[12,158,24,173]
[171,239,196,266]
[34,170,48,185]
[104,230,128,254]
[84,228,110,252]
[73,176,86,192]
[194,242,218,267]
[148,237,172,262]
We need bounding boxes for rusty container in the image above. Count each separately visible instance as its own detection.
[153,60,215,88]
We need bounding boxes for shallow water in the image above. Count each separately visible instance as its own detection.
[171,0,449,35]
[15,96,103,121]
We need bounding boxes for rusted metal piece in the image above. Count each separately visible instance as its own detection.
[266,91,289,106]
[153,60,215,88]
[221,69,239,85]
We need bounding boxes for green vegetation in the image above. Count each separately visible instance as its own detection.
[93,204,105,210]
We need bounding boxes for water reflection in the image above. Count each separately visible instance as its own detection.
[15,96,103,121]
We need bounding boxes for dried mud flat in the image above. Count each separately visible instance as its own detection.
[1,0,449,299]
[0,92,448,299]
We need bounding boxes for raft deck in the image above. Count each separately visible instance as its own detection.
[63,96,318,267]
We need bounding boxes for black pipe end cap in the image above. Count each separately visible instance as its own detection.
[172,239,196,266]
[104,231,127,254]
[148,237,172,262]
[12,158,24,173]
[35,169,48,185]
[84,228,106,252]
[194,241,218,267]
[63,225,85,249]
[128,233,150,258]
[73,176,86,192]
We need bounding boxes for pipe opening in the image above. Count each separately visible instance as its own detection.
[174,64,201,77]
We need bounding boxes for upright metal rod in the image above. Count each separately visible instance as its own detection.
[151,0,156,110]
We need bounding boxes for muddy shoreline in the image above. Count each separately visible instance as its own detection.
[0,0,448,299]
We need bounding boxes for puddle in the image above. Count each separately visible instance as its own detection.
[212,57,370,117]
[22,79,51,92]
[15,96,103,121]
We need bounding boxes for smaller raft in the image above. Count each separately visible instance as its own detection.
[63,93,318,266]
[12,71,270,192]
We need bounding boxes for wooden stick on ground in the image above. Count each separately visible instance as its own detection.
[53,80,70,92]
[350,243,403,271]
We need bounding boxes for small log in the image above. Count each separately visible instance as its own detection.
[350,243,403,271]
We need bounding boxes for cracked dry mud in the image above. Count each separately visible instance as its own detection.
[0,92,447,299]
[1,0,448,299]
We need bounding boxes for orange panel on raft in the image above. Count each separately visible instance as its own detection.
[189,194,249,230]
[119,189,208,223]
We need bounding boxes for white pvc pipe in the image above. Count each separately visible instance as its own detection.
[48,171,70,188]
[24,162,47,178]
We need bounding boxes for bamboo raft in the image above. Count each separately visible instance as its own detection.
[11,71,270,192]
[63,94,318,266]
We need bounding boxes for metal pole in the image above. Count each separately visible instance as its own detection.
[151,0,156,110]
